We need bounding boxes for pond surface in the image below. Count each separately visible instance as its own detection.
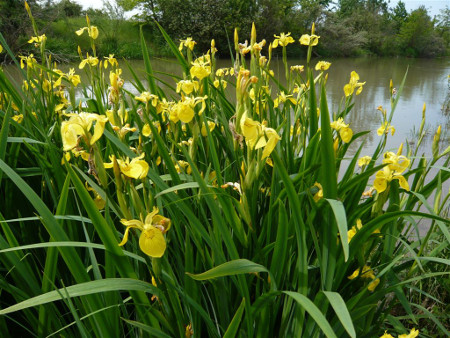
[3,56,449,156]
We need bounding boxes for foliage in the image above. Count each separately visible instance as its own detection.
[396,6,445,58]
[316,11,368,56]
[0,5,449,338]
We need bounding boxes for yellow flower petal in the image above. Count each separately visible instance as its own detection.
[393,175,410,191]
[367,278,380,292]
[118,226,132,246]
[339,127,353,143]
[139,227,166,258]
[373,170,387,193]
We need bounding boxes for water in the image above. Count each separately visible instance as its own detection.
[2,57,448,235]
[3,56,449,155]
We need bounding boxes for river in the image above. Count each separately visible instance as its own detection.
[2,56,449,156]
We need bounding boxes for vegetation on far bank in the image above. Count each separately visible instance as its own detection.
[0,0,449,62]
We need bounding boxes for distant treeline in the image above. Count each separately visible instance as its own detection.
[1,0,448,60]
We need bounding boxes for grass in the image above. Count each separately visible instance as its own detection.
[0,8,449,338]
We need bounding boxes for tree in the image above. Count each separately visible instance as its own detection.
[0,0,40,53]
[391,0,407,32]
[397,6,445,57]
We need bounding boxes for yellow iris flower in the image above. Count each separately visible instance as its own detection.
[190,54,211,80]
[312,182,323,202]
[348,265,380,292]
[169,96,207,124]
[377,121,395,136]
[135,91,158,106]
[241,116,281,159]
[315,61,331,71]
[19,54,37,69]
[373,166,409,193]
[398,328,419,338]
[119,207,171,258]
[330,118,353,143]
[358,156,372,167]
[272,32,295,48]
[76,26,99,39]
[273,91,297,108]
[179,37,196,51]
[176,80,199,95]
[373,146,410,193]
[379,331,394,338]
[66,68,81,87]
[104,153,149,179]
[201,121,216,136]
[61,112,108,151]
[104,54,118,69]
[79,54,99,69]
[28,34,46,47]
[347,219,380,243]
[299,34,320,46]
[344,71,365,97]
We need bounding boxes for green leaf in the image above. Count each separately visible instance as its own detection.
[223,298,245,338]
[122,319,172,338]
[325,199,349,261]
[0,110,11,186]
[283,291,337,338]
[323,291,356,338]
[187,259,271,282]
[140,26,158,95]
[319,83,337,199]
[155,21,189,74]
[7,137,45,144]
[0,241,146,263]
[154,182,201,199]
[0,279,160,315]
